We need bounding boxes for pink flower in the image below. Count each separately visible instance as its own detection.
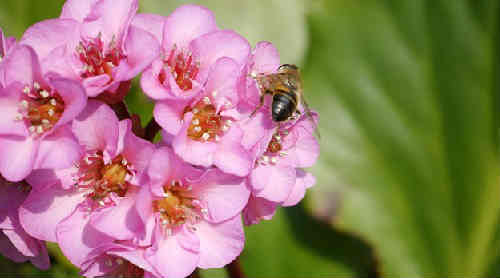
[0,27,16,83]
[20,0,160,99]
[244,113,319,225]
[153,53,255,176]
[0,177,50,269]
[19,100,154,267]
[80,242,160,278]
[141,4,251,105]
[135,146,249,278]
[0,45,86,181]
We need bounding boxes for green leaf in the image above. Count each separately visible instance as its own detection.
[242,205,376,278]
[305,0,500,276]
[0,0,66,38]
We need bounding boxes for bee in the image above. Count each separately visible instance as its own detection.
[250,64,320,138]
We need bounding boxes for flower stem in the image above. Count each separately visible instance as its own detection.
[144,118,161,141]
[110,101,131,120]
[225,257,245,278]
[188,268,201,278]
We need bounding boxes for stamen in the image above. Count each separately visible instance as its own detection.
[40,90,50,98]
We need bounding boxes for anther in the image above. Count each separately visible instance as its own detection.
[194,126,202,132]
[36,125,44,134]
[28,126,35,133]
[202,132,210,141]
[121,158,127,165]
[270,157,278,164]
[41,119,50,125]
[20,100,28,108]
[192,119,200,125]
[192,108,199,114]
[215,135,220,142]
[225,120,233,126]
[279,151,288,157]
[40,90,50,98]
[48,109,55,117]
[33,82,40,90]
[23,86,30,94]
[211,90,218,97]
[222,125,229,132]
[203,96,211,104]
[262,156,269,164]
[116,258,124,265]
[50,99,57,106]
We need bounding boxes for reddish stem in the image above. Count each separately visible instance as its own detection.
[144,118,161,141]
[226,257,245,278]
[110,101,131,120]
[188,269,201,278]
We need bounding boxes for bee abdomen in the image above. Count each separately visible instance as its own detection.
[272,91,296,122]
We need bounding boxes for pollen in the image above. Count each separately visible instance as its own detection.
[17,84,65,136]
[73,152,133,203]
[187,102,227,142]
[159,46,199,91]
[153,180,202,229]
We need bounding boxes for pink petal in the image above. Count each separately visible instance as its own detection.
[163,4,218,50]
[0,232,30,263]
[83,0,138,45]
[56,204,115,267]
[243,195,277,225]
[60,0,99,22]
[190,30,250,80]
[192,170,249,223]
[146,228,199,278]
[214,127,252,177]
[196,214,244,268]
[0,136,38,182]
[72,100,119,154]
[204,57,240,108]
[3,228,40,257]
[2,45,43,87]
[83,75,111,97]
[250,165,296,203]
[0,83,28,137]
[34,125,82,170]
[172,114,216,168]
[153,99,188,135]
[19,185,85,242]
[116,26,160,81]
[147,147,173,189]
[282,170,316,207]
[283,114,320,168]
[49,77,87,127]
[107,248,158,276]
[251,41,280,74]
[90,193,143,240]
[140,61,170,100]
[132,13,166,42]
[20,19,80,62]
[121,120,155,178]
[41,46,80,80]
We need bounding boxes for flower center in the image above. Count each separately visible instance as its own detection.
[104,256,144,278]
[159,47,199,91]
[17,82,64,136]
[153,180,205,233]
[73,152,132,205]
[185,98,232,142]
[76,35,123,79]
[258,131,289,165]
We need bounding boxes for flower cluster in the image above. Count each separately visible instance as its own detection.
[0,1,319,277]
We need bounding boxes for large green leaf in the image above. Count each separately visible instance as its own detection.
[305,0,500,276]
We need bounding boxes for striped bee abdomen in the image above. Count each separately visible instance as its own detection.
[272,90,297,122]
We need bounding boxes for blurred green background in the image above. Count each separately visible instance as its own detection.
[1,0,499,277]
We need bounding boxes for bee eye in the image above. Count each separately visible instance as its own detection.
[278,64,298,71]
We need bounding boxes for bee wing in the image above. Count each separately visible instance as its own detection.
[300,96,321,139]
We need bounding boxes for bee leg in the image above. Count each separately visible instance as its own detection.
[249,93,265,118]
